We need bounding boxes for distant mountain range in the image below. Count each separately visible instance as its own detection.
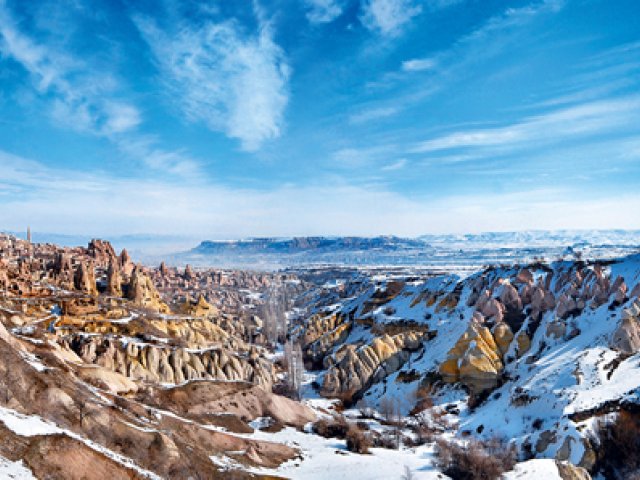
[180,230,640,270]
[194,236,425,253]
[6,229,639,270]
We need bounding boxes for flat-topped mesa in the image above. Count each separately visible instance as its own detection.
[127,264,170,313]
[74,260,97,296]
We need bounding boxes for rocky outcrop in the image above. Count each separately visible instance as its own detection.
[179,294,216,318]
[74,261,97,296]
[65,335,275,388]
[302,312,352,365]
[321,332,423,401]
[87,239,117,268]
[611,303,640,354]
[145,381,316,428]
[119,248,134,276]
[148,318,232,349]
[105,260,122,297]
[127,266,170,313]
[75,364,138,394]
[184,264,195,281]
[440,321,504,393]
[53,252,74,289]
[555,461,592,480]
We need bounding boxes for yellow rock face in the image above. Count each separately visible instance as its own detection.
[127,267,171,313]
[439,322,507,393]
[179,294,217,318]
[493,322,514,357]
[150,318,229,348]
[516,331,531,357]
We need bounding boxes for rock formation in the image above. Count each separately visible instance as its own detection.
[127,265,170,313]
[74,260,97,296]
[321,332,423,401]
[105,260,122,296]
[65,335,275,388]
[440,322,504,393]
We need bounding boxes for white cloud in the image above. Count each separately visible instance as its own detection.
[102,102,142,135]
[135,12,290,152]
[305,0,344,23]
[360,0,422,37]
[349,105,399,124]
[401,57,437,72]
[381,158,407,171]
[115,135,200,178]
[412,95,640,153]
[0,1,140,137]
[2,150,639,237]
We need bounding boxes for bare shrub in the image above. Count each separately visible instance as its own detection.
[435,437,517,480]
[375,430,400,450]
[591,410,640,479]
[346,426,371,454]
[313,415,349,439]
[356,398,376,419]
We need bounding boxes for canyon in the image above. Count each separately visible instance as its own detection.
[0,232,639,479]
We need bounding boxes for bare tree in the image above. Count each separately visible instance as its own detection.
[401,466,415,480]
[284,340,304,400]
[259,283,289,346]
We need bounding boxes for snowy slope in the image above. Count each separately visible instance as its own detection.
[296,252,640,470]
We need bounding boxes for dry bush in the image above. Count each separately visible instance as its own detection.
[346,426,372,454]
[591,410,640,479]
[431,409,452,430]
[435,437,517,480]
[375,430,400,450]
[313,415,349,439]
[413,418,437,445]
[410,385,434,415]
[356,398,376,419]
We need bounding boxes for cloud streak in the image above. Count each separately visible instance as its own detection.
[0,1,141,136]
[135,8,290,152]
[2,150,639,238]
[305,0,344,23]
[411,95,640,154]
[360,0,422,37]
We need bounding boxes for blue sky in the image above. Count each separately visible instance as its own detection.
[0,0,639,238]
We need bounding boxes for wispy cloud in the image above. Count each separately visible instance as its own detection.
[360,0,422,37]
[115,135,201,178]
[135,7,290,152]
[0,1,141,136]
[381,158,407,171]
[2,149,639,237]
[401,57,437,72]
[411,95,640,153]
[331,144,399,169]
[349,105,399,124]
[305,0,344,24]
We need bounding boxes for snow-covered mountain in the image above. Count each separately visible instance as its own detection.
[294,252,640,476]
[175,230,640,269]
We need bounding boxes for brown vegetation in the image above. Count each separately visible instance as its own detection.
[434,437,517,480]
[591,409,640,479]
